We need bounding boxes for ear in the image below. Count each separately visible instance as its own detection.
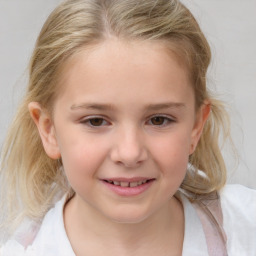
[28,102,61,159]
[189,101,211,155]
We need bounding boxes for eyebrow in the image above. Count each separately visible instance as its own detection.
[145,102,186,111]
[70,103,115,111]
[70,102,185,111]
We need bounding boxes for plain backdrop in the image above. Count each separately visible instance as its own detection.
[0,0,255,188]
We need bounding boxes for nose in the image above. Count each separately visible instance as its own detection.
[110,127,148,168]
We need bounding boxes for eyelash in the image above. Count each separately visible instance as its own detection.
[80,115,175,127]
[80,116,110,127]
[146,115,175,127]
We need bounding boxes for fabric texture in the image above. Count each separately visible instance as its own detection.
[1,184,255,256]
[189,191,227,256]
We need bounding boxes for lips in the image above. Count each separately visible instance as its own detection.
[102,178,155,196]
[104,179,149,187]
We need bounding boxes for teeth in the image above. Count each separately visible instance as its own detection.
[107,180,149,187]
[120,181,129,187]
[130,182,138,187]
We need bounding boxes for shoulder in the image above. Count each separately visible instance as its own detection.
[0,195,74,256]
[0,218,40,256]
[220,184,256,218]
[0,239,36,256]
[220,184,256,255]
[221,183,256,199]
[28,195,74,255]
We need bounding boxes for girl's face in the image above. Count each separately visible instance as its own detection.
[32,40,209,223]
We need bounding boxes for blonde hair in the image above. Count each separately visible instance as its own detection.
[0,0,230,239]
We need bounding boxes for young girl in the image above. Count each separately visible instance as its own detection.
[0,0,255,255]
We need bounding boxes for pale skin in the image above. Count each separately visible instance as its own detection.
[29,39,210,256]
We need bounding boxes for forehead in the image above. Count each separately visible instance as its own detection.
[55,39,193,106]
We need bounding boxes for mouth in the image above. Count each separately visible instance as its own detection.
[101,178,155,196]
[102,179,155,188]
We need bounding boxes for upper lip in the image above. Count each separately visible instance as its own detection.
[101,177,155,182]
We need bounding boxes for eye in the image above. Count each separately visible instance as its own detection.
[81,117,110,127]
[150,116,166,125]
[147,115,174,126]
[89,118,105,126]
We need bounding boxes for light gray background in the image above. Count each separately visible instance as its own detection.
[0,0,255,188]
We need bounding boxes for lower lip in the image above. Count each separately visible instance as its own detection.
[102,180,155,197]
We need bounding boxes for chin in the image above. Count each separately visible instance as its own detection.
[105,208,153,224]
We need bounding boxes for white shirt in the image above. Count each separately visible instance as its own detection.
[1,184,256,256]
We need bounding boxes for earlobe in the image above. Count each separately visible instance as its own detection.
[28,102,61,159]
[190,102,211,155]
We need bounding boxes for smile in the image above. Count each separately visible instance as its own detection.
[102,178,155,196]
[104,180,149,188]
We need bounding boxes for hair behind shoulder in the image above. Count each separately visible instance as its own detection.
[0,0,231,242]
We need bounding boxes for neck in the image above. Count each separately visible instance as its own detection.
[64,194,184,256]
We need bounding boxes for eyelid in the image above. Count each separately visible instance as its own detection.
[80,115,111,127]
[148,114,176,121]
[146,114,176,126]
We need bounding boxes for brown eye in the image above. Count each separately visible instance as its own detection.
[150,116,165,125]
[89,118,104,126]
[148,116,174,126]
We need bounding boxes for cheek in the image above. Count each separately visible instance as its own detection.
[149,131,192,174]
[57,136,109,186]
